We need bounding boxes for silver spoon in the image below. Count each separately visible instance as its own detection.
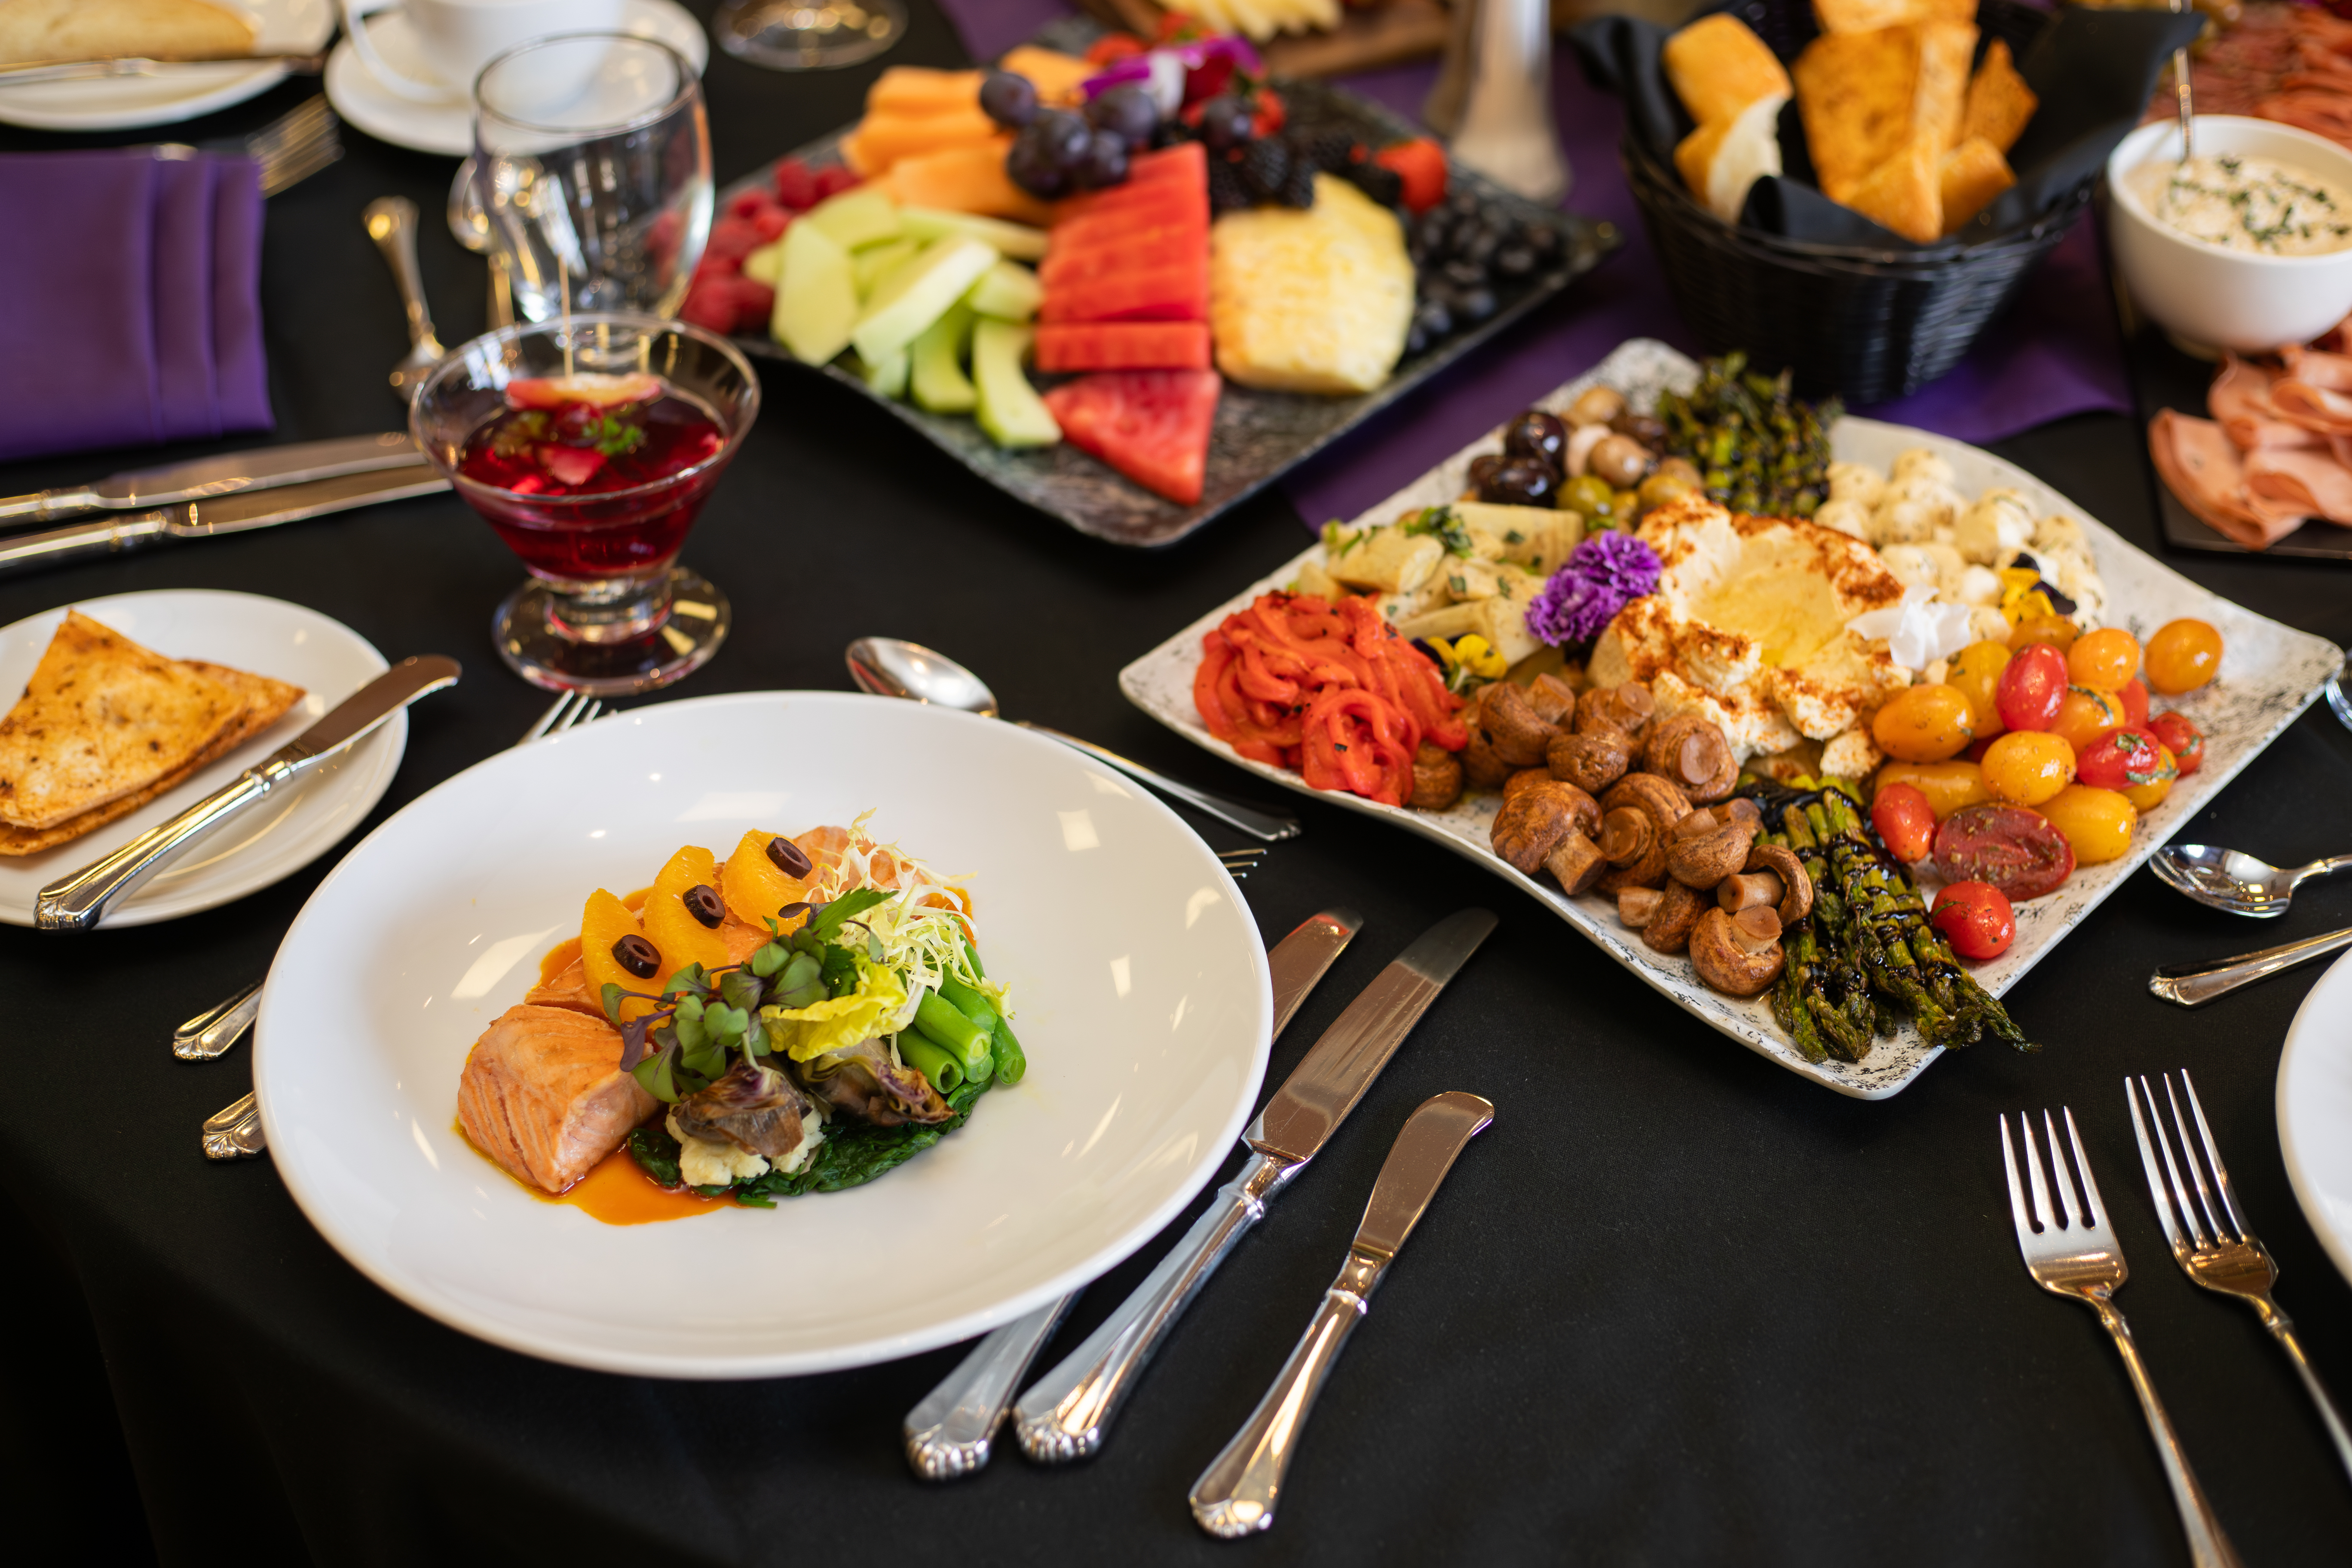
[844,637,1302,842]
[2328,649,2352,733]
[363,196,448,399]
[2152,843,2352,919]
[445,159,515,328]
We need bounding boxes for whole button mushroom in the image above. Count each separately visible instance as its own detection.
[1410,742,1464,811]
[1640,878,1709,954]
[1488,780,1602,881]
[1547,727,1634,793]
[1643,714,1739,804]
[1688,905,1787,997]
[1586,433,1655,491]
[1481,681,1561,768]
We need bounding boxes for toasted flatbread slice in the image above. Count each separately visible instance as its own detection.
[1939,136,2016,234]
[181,661,306,737]
[0,610,247,829]
[1676,92,1788,222]
[1813,0,1974,32]
[1913,20,1978,155]
[1664,15,1793,127]
[1795,28,1920,204]
[1960,38,2037,154]
[0,0,254,64]
[1848,135,1943,243]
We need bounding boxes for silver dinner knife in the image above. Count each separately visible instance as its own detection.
[0,466,450,578]
[1191,1090,1494,1537]
[903,906,1366,1480]
[1013,907,1498,1463]
[35,655,461,930]
[0,432,424,526]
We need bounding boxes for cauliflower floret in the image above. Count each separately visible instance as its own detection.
[1814,497,1871,539]
[1966,604,2012,645]
[2034,512,2089,557]
[1891,448,1956,488]
[1872,498,1941,545]
[1819,727,1886,781]
[1953,489,2036,565]
[1827,461,1886,508]
[1957,564,2003,606]
[670,1112,771,1187]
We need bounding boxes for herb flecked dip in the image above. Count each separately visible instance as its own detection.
[2130,153,2352,256]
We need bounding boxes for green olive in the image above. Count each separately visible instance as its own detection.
[1637,471,1696,512]
[1563,474,1614,517]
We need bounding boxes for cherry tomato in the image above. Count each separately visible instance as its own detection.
[1979,730,2076,806]
[2009,614,2079,654]
[1873,759,1991,820]
[1932,802,2077,900]
[1872,683,1975,763]
[2066,628,2142,692]
[2149,710,2205,775]
[2145,619,2223,694]
[1931,880,2015,961]
[1947,640,2012,739]
[2037,784,2138,865]
[2117,677,2150,728]
[2074,728,2166,792]
[1995,643,2068,732]
[1962,735,1996,763]
[1871,781,1938,861]
[2123,744,2179,812]
[2051,685,2128,753]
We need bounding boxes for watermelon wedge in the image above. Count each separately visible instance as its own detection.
[1042,370,1220,505]
[1039,257,1207,323]
[1055,143,1205,218]
[1038,218,1209,287]
[1034,322,1211,371]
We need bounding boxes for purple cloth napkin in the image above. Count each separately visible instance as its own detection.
[0,148,272,463]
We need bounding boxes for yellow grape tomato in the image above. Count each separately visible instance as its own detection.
[1947,641,2010,738]
[1871,683,1975,763]
[1872,759,1991,820]
[2037,784,2137,864]
[1980,730,2076,806]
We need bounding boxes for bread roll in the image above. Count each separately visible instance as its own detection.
[0,0,254,64]
[1675,92,1788,224]
[1663,15,1792,128]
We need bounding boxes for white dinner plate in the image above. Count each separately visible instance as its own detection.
[324,0,708,158]
[1122,338,2346,1099]
[254,692,1272,1378]
[2278,948,2352,1289]
[0,0,334,132]
[0,590,399,928]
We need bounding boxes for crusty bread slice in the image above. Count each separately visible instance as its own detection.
[1663,15,1792,129]
[1912,20,1979,155]
[1675,92,1788,224]
[1960,38,2037,156]
[0,0,255,65]
[1813,0,1975,34]
[1848,134,1944,243]
[1939,136,2017,235]
[1794,27,1920,205]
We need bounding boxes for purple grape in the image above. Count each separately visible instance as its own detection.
[1031,108,1091,168]
[1196,93,1253,152]
[1073,128,1130,191]
[980,70,1038,129]
[1007,126,1070,198]
[1084,83,1159,151]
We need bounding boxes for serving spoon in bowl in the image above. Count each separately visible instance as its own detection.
[2152,842,2352,918]
[843,637,1301,842]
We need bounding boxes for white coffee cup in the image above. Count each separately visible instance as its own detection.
[340,0,625,104]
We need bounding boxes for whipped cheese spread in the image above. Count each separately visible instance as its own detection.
[2130,153,2352,256]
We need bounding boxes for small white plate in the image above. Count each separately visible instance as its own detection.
[254,692,1272,1378]
[325,0,708,158]
[2278,948,2352,1288]
[1122,339,2346,1099]
[0,0,334,132]
[0,590,399,928]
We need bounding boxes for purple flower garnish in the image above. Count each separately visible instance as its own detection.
[1525,532,1662,648]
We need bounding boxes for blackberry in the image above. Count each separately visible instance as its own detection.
[1207,153,1253,214]
[1277,149,1317,209]
[1299,130,1360,173]
[1239,136,1291,202]
[1349,162,1403,208]
[1150,117,1194,151]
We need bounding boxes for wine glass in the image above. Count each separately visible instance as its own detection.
[711,0,906,70]
[410,313,760,695]
[468,33,712,322]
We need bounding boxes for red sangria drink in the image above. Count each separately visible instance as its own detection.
[413,315,759,695]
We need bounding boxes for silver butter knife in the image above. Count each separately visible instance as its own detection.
[903,906,1365,1480]
[36,654,461,930]
[0,432,424,526]
[1013,907,1498,1463]
[0,466,449,579]
[1191,1090,1494,1537]
[2149,925,2352,1008]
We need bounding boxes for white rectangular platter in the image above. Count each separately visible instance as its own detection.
[1121,339,2347,1098]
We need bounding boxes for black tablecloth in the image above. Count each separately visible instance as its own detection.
[4,8,2352,1563]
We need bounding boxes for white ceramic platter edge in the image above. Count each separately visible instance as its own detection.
[2278,947,2352,1289]
[0,1,334,132]
[0,589,399,927]
[1121,338,2345,1099]
[254,692,1272,1378]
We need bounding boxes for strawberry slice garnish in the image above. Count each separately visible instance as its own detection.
[505,371,663,411]
[538,445,606,487]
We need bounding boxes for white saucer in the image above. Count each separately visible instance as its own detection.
[0,591,402,928]
[325,0,709,158]
[0,0,334,132]
[2278,947,2352,1288]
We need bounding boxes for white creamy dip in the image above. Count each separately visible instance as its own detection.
[2130,153,2352,256]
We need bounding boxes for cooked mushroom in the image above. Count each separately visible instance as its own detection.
[1461,692,1514,789]
[1668,817,1758,889]
[1640,878,1708,954]
[1597,807,1653,867]
[1745,842,1813,926]
[1674,808,1722,839]
[671,1059,819,1159]
[1587,432,1655,490]
[1488,780,1601,876]
[1643,714,1738,803]
[1544,832,1608,894]
[1410,742,1463,812]
[1577,682,1654,739]
[1568,385,1626,427]
[1596,772,1690,892]
[1547,727,1634,793]
[1504,767,1553,803]
[791,1037,953,1126]
[1526,671,1580,726]
[1718,796,1763,830]
[1617,886,1663,928]
[1688,906,1786,997]
[1718,869,1785,913]
[1480,680,1559,767]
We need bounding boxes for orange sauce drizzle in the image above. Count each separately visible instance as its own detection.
[538,936,582,984]
[454,1118,733,1225]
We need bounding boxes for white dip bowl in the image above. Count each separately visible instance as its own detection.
[2107,114,2352,355]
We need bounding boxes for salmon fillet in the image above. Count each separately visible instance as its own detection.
[457,1004,655,1193]
[523,956,603,1018]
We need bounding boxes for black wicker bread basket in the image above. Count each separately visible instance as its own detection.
[1626,0,2082,404]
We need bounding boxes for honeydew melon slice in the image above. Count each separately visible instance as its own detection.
[965,258,1042,322]
[803,185,901,250]
[771,220,858,365]
[972,318,1059,448]
[850,234,996,365]
[899,205,1048,261]
[910,302,977,414]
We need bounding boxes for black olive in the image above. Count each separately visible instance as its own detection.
[1611,410,1668,447]
[1478,456,1559,507]
[612,934,660,978]
[766,835,813,878]
[1466,451,1504,493]
[683,884,725,928]
[1504,410,1567,468]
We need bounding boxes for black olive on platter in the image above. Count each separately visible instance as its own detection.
[766,835,814,877]
[1467,451,1503,492]
[613,934,661,978]
[1505,410,1567,469]
[684,884,726,928]
[1479,456,1559,508]
[1611,410,1668,447]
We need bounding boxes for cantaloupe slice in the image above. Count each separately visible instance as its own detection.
[885,141,1052,225]
[999,46,1095,105]
[840,107,1001,176]
[867,65,982,116]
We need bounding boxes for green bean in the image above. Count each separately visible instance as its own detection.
[963,940,987,981]
[897,1032,964,1094]
[913,989,992,1070]
[939,974,997,1030]
[990,1014,1028,1085]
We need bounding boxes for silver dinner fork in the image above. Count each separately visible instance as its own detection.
[1999,1108,2244,1568]
[1219,847,1266,881]
[2127,1071,2352,1483]
[199,690,612,1160]
[166,95,343,198]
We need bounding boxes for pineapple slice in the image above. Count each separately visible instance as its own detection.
[1209,175,1414,396]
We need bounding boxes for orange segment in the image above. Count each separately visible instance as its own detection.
[581,889,660,1022]
[653,845,717,900]
[720,830,808,929]
[643,889,733,979]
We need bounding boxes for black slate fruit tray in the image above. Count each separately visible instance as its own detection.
[716,77,1619,548]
